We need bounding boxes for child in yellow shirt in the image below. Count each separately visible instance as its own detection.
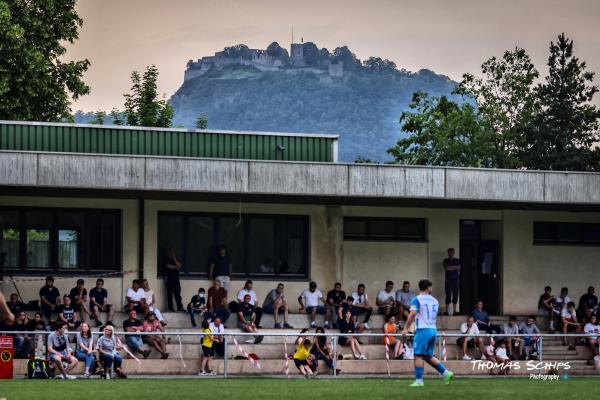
[198,320,216,376]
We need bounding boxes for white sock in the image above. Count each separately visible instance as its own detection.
[442,370,450,377]
[416,378,424,384]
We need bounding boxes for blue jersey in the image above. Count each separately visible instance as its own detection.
[410,294,439,330]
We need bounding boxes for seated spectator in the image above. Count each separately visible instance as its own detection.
[383,315,404,359]
[503,316,523,359]
[351,284,373,330]
[188,288,207,328]
[7,293,26,316]
[338,309,366,360]
[472,300,501,335]
[13,311,31,358]
[519,315,541,358]
[47,321,78,379]
[238,294,263,344]
[537,286,554,317]
[263,283,293,329]
[209,317,225,357]
[69,278,92,319]
[311,326,339,375]
[39,276,61,321]
[457,315,485,361]
[237,280,263,328]
[561,301,581,349]
[142,279,167,327]
[584,315,600,362]
[89,278,114,328]
[143,312,169,359]
[376,281,397,318]
[58,295,81,330]
[494,339,510,375]
[26,312,47,331]
[578,286,598,316]
[298,281,326,328]
[325,282,346,329]
[553,287,573,330]
[125,279,147,314]
[75,322,97,378]
[96,325,126,379]
[198,320,216,376]
[484,339,497,364]
[122,309,151,358]
[396,281,416,321]
[206,279,230,323]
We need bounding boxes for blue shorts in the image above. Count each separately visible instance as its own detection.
[413,328,437,357]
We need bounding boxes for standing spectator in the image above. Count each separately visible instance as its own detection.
[237,280,263,328]
[122,309,151,358]
[396,281,416,322]
[472,300,501,335]
[503,316,523,359]
[311,326,339,375]
[338,309,366,359]
[13,311,31,358]
[584,315,600,362]
[58,295,81,330]
[298,281,326,328]
[162,247,184,312]
[198,320,216,376]
[520,315,541,358]
[238,294,263,344]
[39,276,61,321]
[125,279,147,314]
[443,247,461,315]
[188,288,207,328]
[89,278,114,328]
[207,279,230,322]
[7,293,26,316]
[47,321,78,379]
[383,315,404,359]
[351,284,373,330]
[209,317,225,357]
[142,279,167,326]
[142,312,169,359]
[457,315,485,361]
[578,286,598,315]
[209,245,232,292]
[26,312,47,331]
[263,283,293,329]
[325,282,346,329]
[96,325,126,379]
[561,301,581,349]
[376,281,397,318]
[69,279,91,319]
[75,322,97,378]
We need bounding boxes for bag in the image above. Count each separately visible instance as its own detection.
[27,359,49,379]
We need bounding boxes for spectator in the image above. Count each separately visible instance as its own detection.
[338,296,355,322]
[503,316,523,359]
[520,315,540,358]
[561,301,581,349]
[198,320,217,376]
[142,312,169,359]
[26,312,47,331]
[125,279,147,314]
[376,281,397,318]
[47,321,78,379]
[472,300,501,335]
[311,326,339,375]
[584,315,600,362]
[237,280,263,328]
[298,281,326,328]
[338,309,366,359]
[122,309,151,358]
[7,293,26,316]
[89,278,114,328]
[238,294,263,344]
[262,283,292,329]
[96,325,126,379]
[553,287,573,330]
[383,315,404,359]
[188,288,207,328]
[325,282,346,329]
[206,279,230,323]
[39,276,61,321]
[494,339,510,374]
[396,281,416,321]
[162,247,184,312]
[209,317,225,357]
[443,247,461,315]
[578,286,598,316]
[75,322,97,378]
[209,245,232,292]
[457,315,485,361]
[13,311,31,358]
[69,278,91,319]
[537,286,554,322]
[293,336,315,378]
[351,284,372,330]
[58,295,81,330]
[142,279,167,327]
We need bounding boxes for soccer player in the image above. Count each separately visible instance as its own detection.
[402,279,454,387]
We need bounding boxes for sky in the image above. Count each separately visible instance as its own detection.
[68,0,600,112]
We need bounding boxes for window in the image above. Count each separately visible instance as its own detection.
[343,217,427,241]
[533,222,600,245]
[0,208,121,273]
[157,212,309,278]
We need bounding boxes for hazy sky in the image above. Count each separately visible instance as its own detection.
[68,0,600,112]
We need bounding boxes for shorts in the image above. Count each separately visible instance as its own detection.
[414,328,437,357]
[202,345,213,357]
[294,358,308,368]
[456,337,477,347]
[305,306,325,315]
[338,336,348,346]
[566,324,577,333]
[49,350,68,362]
[263,304,285,314]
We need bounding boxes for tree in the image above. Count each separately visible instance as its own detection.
[0,0,90,121]
[123,65,174,128]
[90,110,106,125]
[266,42,290,64]
[302,42,320,66]
[523,34,600,171]
[196,115,208,130]
[333,46,362,70]
[388,92,498,167]
[363,57,397,74]
[109,108,124,125]
[223,44,251,59]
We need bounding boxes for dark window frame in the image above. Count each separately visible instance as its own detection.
[343,217,427,242]
[0,206,122,274]
[157,211,310,280]
[533,222,600,246]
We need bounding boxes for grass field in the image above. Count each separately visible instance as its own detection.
[1,378,599,400]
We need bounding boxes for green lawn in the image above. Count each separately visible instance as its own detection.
[1,377,599,400]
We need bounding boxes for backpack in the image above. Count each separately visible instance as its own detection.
[27,358,49,379]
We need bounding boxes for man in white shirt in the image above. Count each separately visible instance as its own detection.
[396,281,416,321]
[351,283,373,330]
[209,316,225,357]
[561,301,581,348]
[125,279,147,314]
[457,315,485,361]
[376,281,397,318]
[584,315,600,361]
[237,280,263,328]
[298,281,325,328]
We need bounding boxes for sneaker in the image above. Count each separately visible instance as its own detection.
[84,372,91,378]
[143,350,151,359]
[409,381,424,387]
[353,355,360,360]
[481,355,487,360]
[335,369,341,375]
[363,323,370,330]
[65,374,76,380]
[463,355,473,361]
[96,320,103,328]
[274,322,282,329]
[310,321,317,328]
[192,323,198,328]
[105,373,111,380]
[443,371,455,385]
[198,371,207,376]
[209,371,217,376]
[254,336,264,344]
[359,355,367,360]
[283,323,294,329]
[245,339,255,344]
[324,321,331,329]
[56,374,65,379]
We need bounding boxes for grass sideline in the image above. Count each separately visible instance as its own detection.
[1,378,599,400]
